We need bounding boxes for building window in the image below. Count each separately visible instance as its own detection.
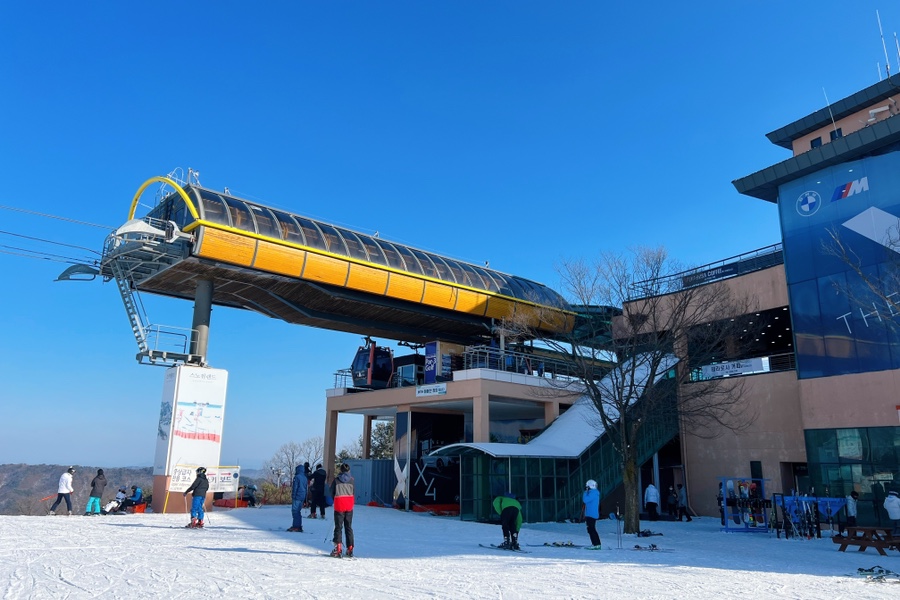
[810,137,822,149]
[830,128,843,141]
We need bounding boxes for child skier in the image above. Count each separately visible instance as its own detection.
[183,466,210,528]
[582,480,602,550]
[493,493,522,550]
[102,487,127,514]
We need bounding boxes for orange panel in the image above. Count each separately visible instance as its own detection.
[484,296,516,320]
[302,252,349,286]
[195,228,255,267]
[422,281,457,310]
[347,264,389,295]
[253,240,305,277]
[386,273,425,303]
[455,288,488,316]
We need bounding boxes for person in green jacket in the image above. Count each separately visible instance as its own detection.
[493,493,522,550]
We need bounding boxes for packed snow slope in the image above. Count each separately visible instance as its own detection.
[0,505,896,599]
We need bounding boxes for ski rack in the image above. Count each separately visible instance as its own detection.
[720,477,771,533]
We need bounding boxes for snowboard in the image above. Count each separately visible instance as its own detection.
[479,543,531,554]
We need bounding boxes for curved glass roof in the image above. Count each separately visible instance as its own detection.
[149,185,568,307]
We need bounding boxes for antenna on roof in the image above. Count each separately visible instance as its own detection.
[823,88,838,134]
[895,31,900,67]
[878,10,891,78]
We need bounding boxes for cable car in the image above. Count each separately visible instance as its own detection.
[351,337,394,389]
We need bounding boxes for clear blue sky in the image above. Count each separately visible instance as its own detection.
[1,2,896,468]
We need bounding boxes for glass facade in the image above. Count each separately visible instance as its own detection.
[146,185,565,307]
[804,426,900,527]
[777,150,900,379]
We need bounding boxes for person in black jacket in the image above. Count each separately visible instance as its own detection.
[85,469,107,516]
[183,466,210,528]
[308,464,328,519]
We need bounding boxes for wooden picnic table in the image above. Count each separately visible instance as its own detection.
[833,526,897,556]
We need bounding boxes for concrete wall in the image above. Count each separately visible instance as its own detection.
[682,369,804,517]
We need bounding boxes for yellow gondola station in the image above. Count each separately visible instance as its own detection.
[102,176,577,353]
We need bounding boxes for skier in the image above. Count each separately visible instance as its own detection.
[884,489,900,534]
[330,463,356,558]
[84,469,107,516]
[287,464,308,532]
[308,463,327,519]
[183,466,210,528]
[845,490,859,528]
[103,487,127,514]
[493,493,522,550]
[643,483,660,522]
[677,484,692,522]
[49,467,76,516]
[582,480,602,550]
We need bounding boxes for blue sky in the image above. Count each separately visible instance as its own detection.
[1,1,897,468]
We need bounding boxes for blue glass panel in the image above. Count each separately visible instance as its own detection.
[778,150,900,378]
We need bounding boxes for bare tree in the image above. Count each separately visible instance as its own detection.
[504,247,759,534]
[260,438,324,504]
[825,227,900,326]
[338,438,363,463]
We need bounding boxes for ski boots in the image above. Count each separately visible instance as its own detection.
[346,546,354,558]
[286,527,303,532]
[196,520,204,528]
[308,513,316,519]
[67,511,73,516]
[49,511,56,516]
[330,543,343,558]
[186,518,199,528]
[497,539,511,550]
[510,534,520,551]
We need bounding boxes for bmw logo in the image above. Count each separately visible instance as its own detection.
[796,191,821,217]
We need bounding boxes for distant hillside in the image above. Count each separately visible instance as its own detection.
[0,464,153,516]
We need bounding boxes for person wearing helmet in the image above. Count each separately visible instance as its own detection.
[49,467,76,516]
[103,486,128,514]
[581,479,602,549]
[117,485,143,513]
[183,467,210,528]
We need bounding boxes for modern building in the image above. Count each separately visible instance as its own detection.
[327,74,900,528]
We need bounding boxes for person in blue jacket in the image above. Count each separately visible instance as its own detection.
[117,485,143,513]
[287,464,308,532]
[582,479,602,550]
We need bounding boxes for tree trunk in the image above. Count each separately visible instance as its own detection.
[622,453,640,534]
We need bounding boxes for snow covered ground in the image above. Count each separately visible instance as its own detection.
[1,505,897,599]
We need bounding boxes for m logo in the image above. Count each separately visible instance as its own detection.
[831,177,869,201]
[796,191,821,217]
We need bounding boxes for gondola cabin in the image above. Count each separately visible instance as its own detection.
[351,339,394,389]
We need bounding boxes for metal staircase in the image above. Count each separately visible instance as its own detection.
[101,217,203,367]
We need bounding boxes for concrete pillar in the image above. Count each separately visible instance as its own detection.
[544,400,560,425]
[473,395,490,443]
[323,408,339,481]
[362,415,374,459]
[190,279,214,359]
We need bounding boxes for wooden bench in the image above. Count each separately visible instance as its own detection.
[832,526,897,556]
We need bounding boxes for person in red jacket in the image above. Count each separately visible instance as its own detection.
[329,463,355,558]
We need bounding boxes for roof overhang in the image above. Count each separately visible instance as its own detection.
[733,116,900,202]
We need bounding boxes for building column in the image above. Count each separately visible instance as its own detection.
[473,394,490,443]
[362,415,374,459]
[323,408,339,481]
[190,279,213,361]
[544,400,560,425]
